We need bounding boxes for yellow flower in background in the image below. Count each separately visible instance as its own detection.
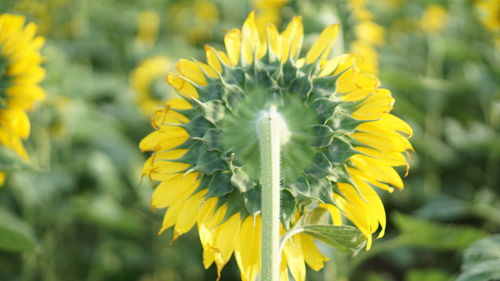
[251,0,290,38]
[169,0,219,45]
[14,0,69,35]
[348,0,386,73]
[420,5,448,33]
[350,41,378,73]
[475,0,500,34]
[141,11,412,281]
[130,56,174,115]
[355,21,385,46]
[0,14,45,185]
[134,10,160,49]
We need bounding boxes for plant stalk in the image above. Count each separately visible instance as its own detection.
[258,106,282,281]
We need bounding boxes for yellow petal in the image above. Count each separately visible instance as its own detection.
[353,90,394,120]
[151,172,199,208]
[319,203,342,226]
[306,24,339,64]
[224,29,242,66]
[280,16,303,62]
[174,190,207,238]
[350,154,404,189]
[241,11,260,65]
[283,236,306,281]
[139,127,188,152]
[235,216,261,281]
[267,24,281,60]
[334,183,373,249]
[352,129,413,153]
[299,234,328,271]
[205,45,222,73]
[356,146,408,167]
[212,213,242,275]
[176,59,207,85]
[349,171,386,238]
[167,73,199,98]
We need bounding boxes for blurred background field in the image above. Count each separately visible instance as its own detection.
[0,0,499,280]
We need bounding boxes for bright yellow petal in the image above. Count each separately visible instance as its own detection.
[205,45,222,73]
[224,29,242,66]
[167,73,199,98]
[241,11,260,65]
[151,172,199,208]
[176,59,207,85]
[283,236,306,281]
[280,16,303,62]
[306,24,339,64]
[299,234,328,271]
[235,216,261,281]
[266,24,281,60]
[212,213,242,275]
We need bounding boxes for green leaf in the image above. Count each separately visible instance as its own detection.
[0,146,29,171]
[281,224,366,255]
[393,213,486,250]
[0,209,36,252]
[456,235,500,281]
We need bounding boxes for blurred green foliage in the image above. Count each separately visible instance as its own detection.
[0,0,499,280]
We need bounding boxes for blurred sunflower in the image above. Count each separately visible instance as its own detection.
[251,0,289,38]
[134,10,160,50]
[130,56,174,115]
[0,14,45,185]
[348,0,385,73]
[420,5,448,33]
[475,0,500,41]
[169,0,219,45]
[140,11,412,281]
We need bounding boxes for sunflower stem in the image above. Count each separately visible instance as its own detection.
[258,106,282,281]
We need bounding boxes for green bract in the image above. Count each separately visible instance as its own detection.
[172,55,365,228]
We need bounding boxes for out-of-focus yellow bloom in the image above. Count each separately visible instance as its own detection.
[348,0,385,73]
[141,11,412,281]
[134,10,160,49]
[252,0,289,38]
[475,0,500,36]
[0,14,45,185]
[130,56,174,115]
[420,5,448,33]
[14,0,69,35]
[352,7,373,21]
[355,21,385,46]
[169,1,219,45]
[350,41,378,73]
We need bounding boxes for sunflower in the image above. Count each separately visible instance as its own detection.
[130,56,175,115]
[475,0,500,35]
[251,0,290,38]
[0,14,45,185]
[169,0,219,45]
[348,0,385,73]
[140,11,412,281]
[134,10,160,50]
[420,5,448,34]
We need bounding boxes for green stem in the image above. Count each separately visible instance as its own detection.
[258,106,282,281]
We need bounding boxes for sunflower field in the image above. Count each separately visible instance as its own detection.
[0,0,499,281]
